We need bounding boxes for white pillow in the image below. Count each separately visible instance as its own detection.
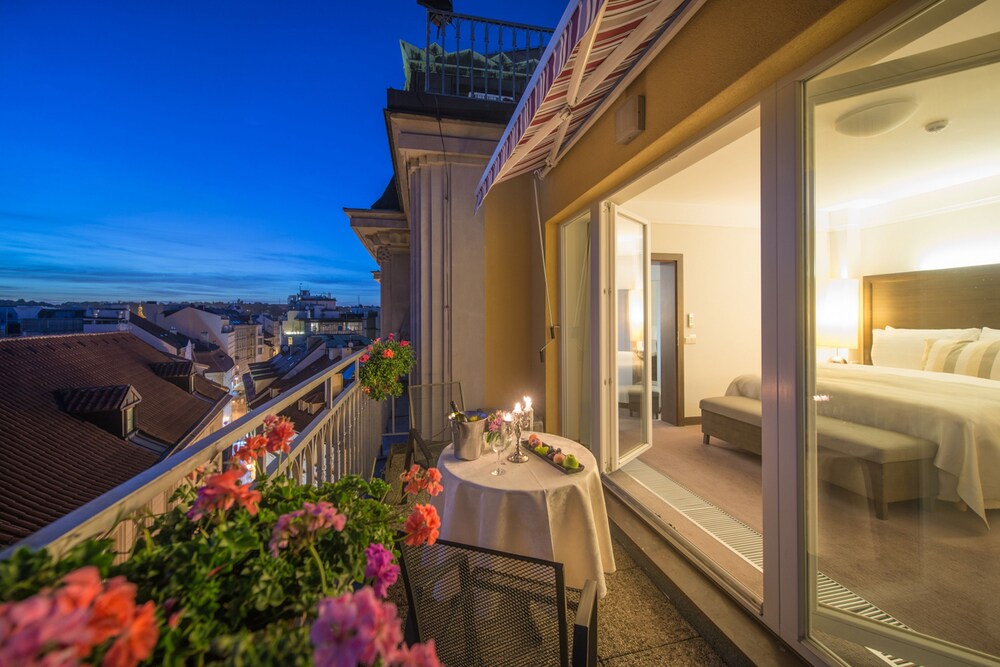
[924,338,1000,380]
[870,327,980,369]
[981,327,1000,341]
[884,326,981,340]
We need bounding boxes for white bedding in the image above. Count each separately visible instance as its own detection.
[726,363,1000,525]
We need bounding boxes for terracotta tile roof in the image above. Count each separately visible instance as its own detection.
[58,385,141,413]
[129,316,189,349]
[151,360,194,378]
[248,355,336,410]
[193,375,229,402]
[0,332,228,546]
[193,344,235,374]
[280,387,326,432]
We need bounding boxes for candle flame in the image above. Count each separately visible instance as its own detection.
[523,396,532,409]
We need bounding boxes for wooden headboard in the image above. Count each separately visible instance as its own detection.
[862,263,1000,365]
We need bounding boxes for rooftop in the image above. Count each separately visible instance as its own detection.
[0,332,230,546]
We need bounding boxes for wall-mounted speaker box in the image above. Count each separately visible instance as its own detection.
[615,95,645,145]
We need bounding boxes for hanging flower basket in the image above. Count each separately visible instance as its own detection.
[358,334,416,401]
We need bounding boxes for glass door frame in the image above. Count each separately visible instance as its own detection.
[767,1,999,665]
[559,211,592,445]
[603,201,653,469]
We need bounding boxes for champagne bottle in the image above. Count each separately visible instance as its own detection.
[450,400,466,422]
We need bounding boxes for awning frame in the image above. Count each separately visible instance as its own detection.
[476,0,707,205]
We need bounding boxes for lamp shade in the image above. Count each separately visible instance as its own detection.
[816,278,860,349]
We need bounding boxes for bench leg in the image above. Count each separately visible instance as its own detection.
[863,460,888,520]
[703,434,710,445]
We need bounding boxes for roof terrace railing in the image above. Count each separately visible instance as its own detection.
[1,348,387,560]
[420,10,554,102]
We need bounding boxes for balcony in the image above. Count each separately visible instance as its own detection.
[1,347,731,665]
[405,9,554,102]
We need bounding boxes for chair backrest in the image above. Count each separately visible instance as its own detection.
[399,535,571,666]
[408,382,464,444]
[399,536,599,666]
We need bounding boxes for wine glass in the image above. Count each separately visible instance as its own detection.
[490,430,509,476]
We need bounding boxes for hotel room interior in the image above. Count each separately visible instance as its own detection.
[591,8,1000,660]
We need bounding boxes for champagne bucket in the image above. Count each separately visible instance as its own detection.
[451,418,486,461]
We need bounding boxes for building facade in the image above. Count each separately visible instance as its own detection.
[476,1,1000,665]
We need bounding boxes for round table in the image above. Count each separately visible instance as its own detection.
[431,432,616,597]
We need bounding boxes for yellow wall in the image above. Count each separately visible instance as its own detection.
[482,176,548,415]
[483,0,900,432]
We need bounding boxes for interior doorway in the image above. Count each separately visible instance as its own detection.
[652,254,683,425]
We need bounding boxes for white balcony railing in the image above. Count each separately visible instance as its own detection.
[1,349,387,560]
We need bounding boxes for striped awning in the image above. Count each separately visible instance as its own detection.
[475,0,695,207]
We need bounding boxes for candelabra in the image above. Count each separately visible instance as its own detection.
[506,412,529,463]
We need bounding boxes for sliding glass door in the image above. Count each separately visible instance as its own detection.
[803,1,1000,664]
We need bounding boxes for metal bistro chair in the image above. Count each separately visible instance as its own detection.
[406,381,464,470]
[398,535,598,667]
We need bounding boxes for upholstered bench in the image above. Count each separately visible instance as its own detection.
[699,396,938,519]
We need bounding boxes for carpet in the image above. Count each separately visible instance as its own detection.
[635,423,1000,658]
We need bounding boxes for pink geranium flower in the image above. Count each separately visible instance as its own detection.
[269,501,347,556]
[364,543,400,598]
[310,588,403,667]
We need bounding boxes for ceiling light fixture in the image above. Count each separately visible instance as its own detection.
[834,99,917,137]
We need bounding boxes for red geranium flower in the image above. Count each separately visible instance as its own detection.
[266,417,295,454]
[402,504,440,547]
[186,467,261,521]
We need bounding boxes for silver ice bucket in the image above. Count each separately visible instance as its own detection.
[450,418,487,461]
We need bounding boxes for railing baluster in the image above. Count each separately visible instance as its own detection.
[454,20,460,97]
[424,14,431,94]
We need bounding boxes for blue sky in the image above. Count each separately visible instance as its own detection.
[0,0,566,304]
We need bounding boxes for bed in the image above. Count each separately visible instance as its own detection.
[701,263,1000,525]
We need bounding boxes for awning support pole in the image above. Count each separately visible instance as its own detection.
[533,172,558,362]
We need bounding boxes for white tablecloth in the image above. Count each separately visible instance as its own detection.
[431,432,616,596]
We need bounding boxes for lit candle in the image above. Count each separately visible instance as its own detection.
[523,396,534,432]
[513,402,522,414]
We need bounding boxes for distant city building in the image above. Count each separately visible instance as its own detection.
[283,288,379,349]
[1,305,132,337]
[0,332,231,546]
[151,305,266,381]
